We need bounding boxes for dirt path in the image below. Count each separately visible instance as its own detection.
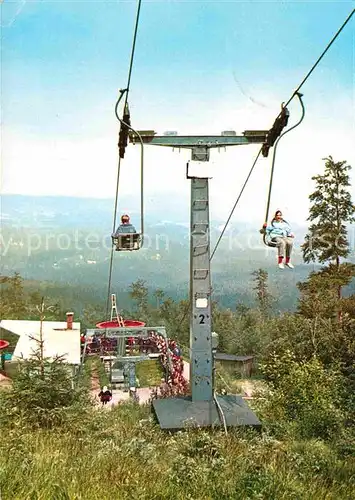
[0,371,12,389]
[91,359,190,408]
[90,365,101,395]
[90,362,155,407]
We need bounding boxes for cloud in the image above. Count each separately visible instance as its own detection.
[2,88,354,227]
[0,127,189,198]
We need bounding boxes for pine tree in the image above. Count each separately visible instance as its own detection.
[82,303,106,329]
[0,273,27,318]
[252,268,273,316]
[300,156,355,317]
[2,299,91,429]
[129,279,149,319]
[302,156,355,266]
[153,289,165,310]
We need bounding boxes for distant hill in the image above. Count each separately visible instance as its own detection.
[1,193,312,236]
[1,194,354,313]
[1,193,191,230]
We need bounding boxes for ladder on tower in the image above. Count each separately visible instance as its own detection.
[111,294,125,327]
[111,293,128,356]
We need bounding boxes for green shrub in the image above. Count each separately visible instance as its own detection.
[258,352,346,439]
[0,352,92,430]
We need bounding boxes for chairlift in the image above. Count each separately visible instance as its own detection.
[260,92,305,249]
[112,90,144,252]
[261,231,278,248]
[112,214,141,251]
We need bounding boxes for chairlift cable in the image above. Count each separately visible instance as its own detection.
[112,0,143,231]
[210,147,263,261]
[211,11,353,260]
[114,107,145,245]
[105,8,353,317]
[282,9,354,111]
[105,160,122,320]
[105,0,143,319]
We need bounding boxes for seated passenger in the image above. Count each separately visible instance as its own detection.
[113,214,137,236]
[263,210,295,269]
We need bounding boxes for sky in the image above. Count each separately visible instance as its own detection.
[1,0,354,225]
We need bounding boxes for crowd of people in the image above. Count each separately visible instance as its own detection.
[149,333,189,397]
[134,335,160,354]
[81,333,118,354]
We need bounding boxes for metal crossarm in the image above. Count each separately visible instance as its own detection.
[115,355,150,362]
[129,133,267,148]
[86,326,167,338]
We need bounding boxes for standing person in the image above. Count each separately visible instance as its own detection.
[129,387,139,403]
[98,386,112,405]
[263,210,295,269]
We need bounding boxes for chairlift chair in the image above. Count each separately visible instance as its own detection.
[260,93,305,249]
[111,90,145,253]
[112,230,142,251]
[261,230,279,248]
[111,215,142,251]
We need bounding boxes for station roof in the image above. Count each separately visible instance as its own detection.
[214,353,254,362]
[0,320,81,365]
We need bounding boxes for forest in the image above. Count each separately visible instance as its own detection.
[0,156,354,498]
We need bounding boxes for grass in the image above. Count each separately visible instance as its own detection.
[84,357,163,389]
[214,365,267,396]
[1,348,354,498]
[0,403,354,499]
[1,357,354,499]
[84,356,110,388]
[136,359,164,386]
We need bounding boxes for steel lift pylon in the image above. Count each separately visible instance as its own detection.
[129,130,264,430]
